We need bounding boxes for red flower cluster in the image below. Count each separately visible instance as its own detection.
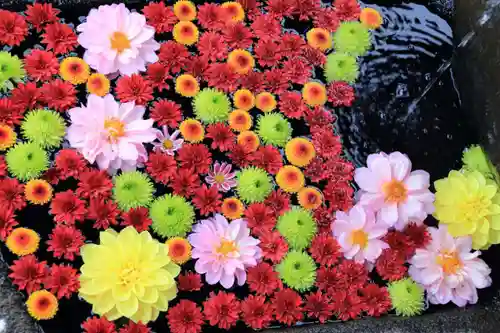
[203,291,240,330]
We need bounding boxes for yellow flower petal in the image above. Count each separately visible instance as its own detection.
[117,296,139,318]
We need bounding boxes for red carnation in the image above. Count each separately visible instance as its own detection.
[142,1,177,33]
[77,169,113,200]
[25,3,60,32]
[24,49,59,82]
[238,70,265,93]
[222,23,253,49]
[192,185,222,216]
[0,178,26,212]
[0,98,24,127]
[203,291,240,330]
[46,225,85,261]
[150,99,182,128]
[206,123,235,152]
[282,58,313,85]
[247,262,282,296]
[178,272,204,292]
[304,291,334,323]
[304,157,327,183]
[254,40,282,67]
[121,207,152,232]
[184,55,209,80]
[404,222,432,250]
[0,207,17,240]
[116,74,153,105]
[323,180,354,212]
[146,62,171,92]
[0,10,28,46]
[293,0,321,20]
[197,3,230,31]
[331,290,363,321]
[227,144,253,167]
[11,82,42,111]
[330,260,368,293]
[159,41,190,74]
[167,300,204,333]
[375,248,408,282]
[264,189,290,216]
[82,317,116,333]
[250,145,283,175]
[334,0,361,21]
[313,205,334,234]
[359,284,392,317]
[263,68,290,95]
[245,203,276,236]
[323,156,355,182]
[280,33,306,59]
[55,149,87,180]
[310,234,341,267]
[9,255,48,294]
[50,190,86,225]
[87,198,119,230]
[383,230,415,259]
[306,107,335,133]
[266,0,295,18]
[177,144,212,174]
[41,22,77,54]
[258,231,288,263]
[146,151,177,185]
[314,8,340,32]
[272,289,303,325]
[40,79,77,111]
[327,81,355,107]
[169,168,200,198]
[205,63,239,92]
[44,264,80,299]
[251,14,281,41]
[241,295,273,329]
[197,32,228,62]
[301,45,327,66]
[119,321,150,333]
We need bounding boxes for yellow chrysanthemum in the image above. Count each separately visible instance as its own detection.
[302,82,327,106]
[79,227,180,323]
[180,118,205,142]
[228,49,255,75]
[174,0,197,21]
[221,197,245,219]
[298,187,323,210]
[285,137,316,167]
[306,28,332,51]
[175,74,199,97]
[276,165,305,193]
[25,179,53,205]
[0,124,16,151]
[222,2,245,22]
[173,21,199,45]
[86,73,110,97]
[255,92,277,112]
[59,57,90,85]
[229,109,252,132]
[434,170,500,249]
[237,131,260,152]
[233,89,255,111]
[6,228,40,256]
[166,237,192,265]
[360,8,383,29]
[26,290,58,320]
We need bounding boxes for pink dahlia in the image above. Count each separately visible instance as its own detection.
[188,214,261,289]
[77,3,160,75]
[205,162,237,192]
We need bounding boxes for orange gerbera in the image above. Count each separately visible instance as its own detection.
[306,28,332,51]
[86,73,110,97]
[222,2,245,22]
[285,137,316,167]
[173,21,199,45]
[0,124,16,151]
[6,228,40,256]
[298,187,323,210]
[233,89,255,111]
[180,118,205,142]
[360,8,383,29]
[166,237,192,265]
[59,57,90,85]
[237,131,260,152]
[276,165,305,193]
[229,109,252,132]
[25,179,53,205]
[174,0,197,21]
[302,82,327,106]
[255,92,277,112]
[175,74,200,97]
[227,49,255,75]
[221,197,245,219]
[26,290,58,320]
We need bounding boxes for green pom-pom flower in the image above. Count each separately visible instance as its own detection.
[462,145,500,183]
[6,142,49,181]
[0,52,25,91]
[236,167,273,203]
[276,250,316,291]
[387,278,425,317]
[150,194,195,238]
[333,21,371,56]
[277,207,317,250]
[256,113,292,147]
[113,171,154,211]
[192,88,231,124]
[21,109,66,149]
[324,52,359,83]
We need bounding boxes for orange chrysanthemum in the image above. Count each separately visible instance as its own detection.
[6,228,40,256]
[0,124,17,151]
[222,2,245,22]
[174,0,197,21]
[237,131,260,152]
[306,28,332,51]
[276,165,305,193]
[302,82,327,106]
[255,92,277,112]
[173,21,199,45]
[285,137,316,167]
[26,290,58,320]
[86,73,110,97]
[298,187,323,210]
[233,89,255,111]
[180,118,205,142]
[25,179,53,205]
[166,237,192,265]
[175,74,200,97]
[360,8,383,29]
[227,49,255,75]
[229,109,252,132]
[221,197,245,219]
[59,57,90,85]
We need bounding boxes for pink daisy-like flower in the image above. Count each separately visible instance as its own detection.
[205,162,237,192]
[152,126,184,155]
[188,214,261,289]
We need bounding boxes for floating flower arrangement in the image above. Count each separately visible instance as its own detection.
[0,1,496,332]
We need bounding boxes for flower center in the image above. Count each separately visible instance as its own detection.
[460,196,489,221]
[163,139,174,149]
[104,117,125,141]
[216,239,237,256]
[90,77,103,89]
[33,185,47,197]
[37,297,50,311]
[227,201,237,211]
[16,233,30,246]
[237,55,249,67]
[110,31,131,53]
[436,251,462,275]
[171,243,187,257]
[214,174,226,184]
[119,262,141,286]
[350,229,368,248]
[382,179,408,203]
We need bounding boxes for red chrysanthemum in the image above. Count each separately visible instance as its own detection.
[241,295,273,329]
[54,149,87,180]
[150,99,182,128]
[258,231,288,264]
[280,33,306,59]
[205,63,239,92]
[254,39,282,67]
[178,272,204,292]
[11,82,42,111]
[0,98,24,127]
[121,207,152,232]
[333,260,368,293]
[266,0,295,18]
[404,222,432,250]
[50,190,86,225]
[41,22,77,54]
[143,1,177,33]
[303,291,334,323]
[82,316,116,333]
[24,49,59,82]
[197,3,230,31]
[304,157,327,183]
[146,151,177,185]
[40,79,77,112]
[8,255,48,294]
[46,225,85,261]
[0,10,28,46]
[0,207,17,240]
[323,180,354,212]
[282,58,313,85]
[264,189,290,216]
[323,156,355,182]
[119,321,150,333]
[244,203,276,236]
[334,0,361,21]
[327,81,355,107]
[331,290,363,321]
[272,289,303,325]
[313,205,334,234]
[192,185,222,216]
[177,144,212,174]
[159,41,190,74]
[222,23,253,50]
[305,107,336,133]
[169,168,200,198]
[375,249,408,282]
[87,198,119,230]
[116,74,154,105]
[42,168,62,186]
[238,70,265,93]
[203,292,240,330]
[301,45,327,66]
[251,14,281,41]
[44,264,80,299]
[316,267,338,295]
[227,144,253,168]
[314,7,340,32]
[250,145,283,175]
[146,62,171,92]
[167,300,204,333]
[359,284,392,317]
[262,69,290,95]
[247,262,282,296]
[292,0,321,21]
[25,3,60,32]
[184,55,210,80]
[0,156,6,178]
[277,91,307,119]
[310,234,341,267]
[206,123,235,152]
[197,32,228,62]
[76,169,113,200]
[383,230,415,259]
[0,178,26,212]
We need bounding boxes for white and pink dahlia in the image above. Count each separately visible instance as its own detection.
[67,94,157,173]
[354,151,435,230]
[409,225,492,306]
[188,214,261,289]
[77,3,160,75]
[332,204,389,265]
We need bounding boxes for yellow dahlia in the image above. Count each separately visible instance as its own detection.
[0,124,16,151]
[255,92,277,112]
[221,197,245,219]
[175,74,199,97]
[237,131,260,152]
[298,187,323,210]
[25,179,53,205]
[180,118,205,142]
[360,8,383,29]
[86,73,110,97]
[227,49,255,74]
[26,290,58,320]
[222,2,245,22]
[229,109,252,132]
[306,28,332,51]
[276,165,305,193]
[173,21,199,45]
[6,228,40,256]
[166,237,192,265]
[174,0,197,21]
[59,57,90,85]
[233,89,255,111]
[285,137,316,167]
[302,82,327,106]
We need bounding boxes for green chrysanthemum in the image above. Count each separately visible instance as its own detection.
[277,207,317,250]
[150,194,195,238]
[236,167,273,203]
[333,21,371,56]
[0,51,25,91]
[256,113,292,147]
[276,251,316,291]
[21,109,66,149]
[192,88,231,124]
[462,145,500,183]
[324,52,359,83]
[387,278,425,317]
[6,142,49,181]
[113,171,154,211]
